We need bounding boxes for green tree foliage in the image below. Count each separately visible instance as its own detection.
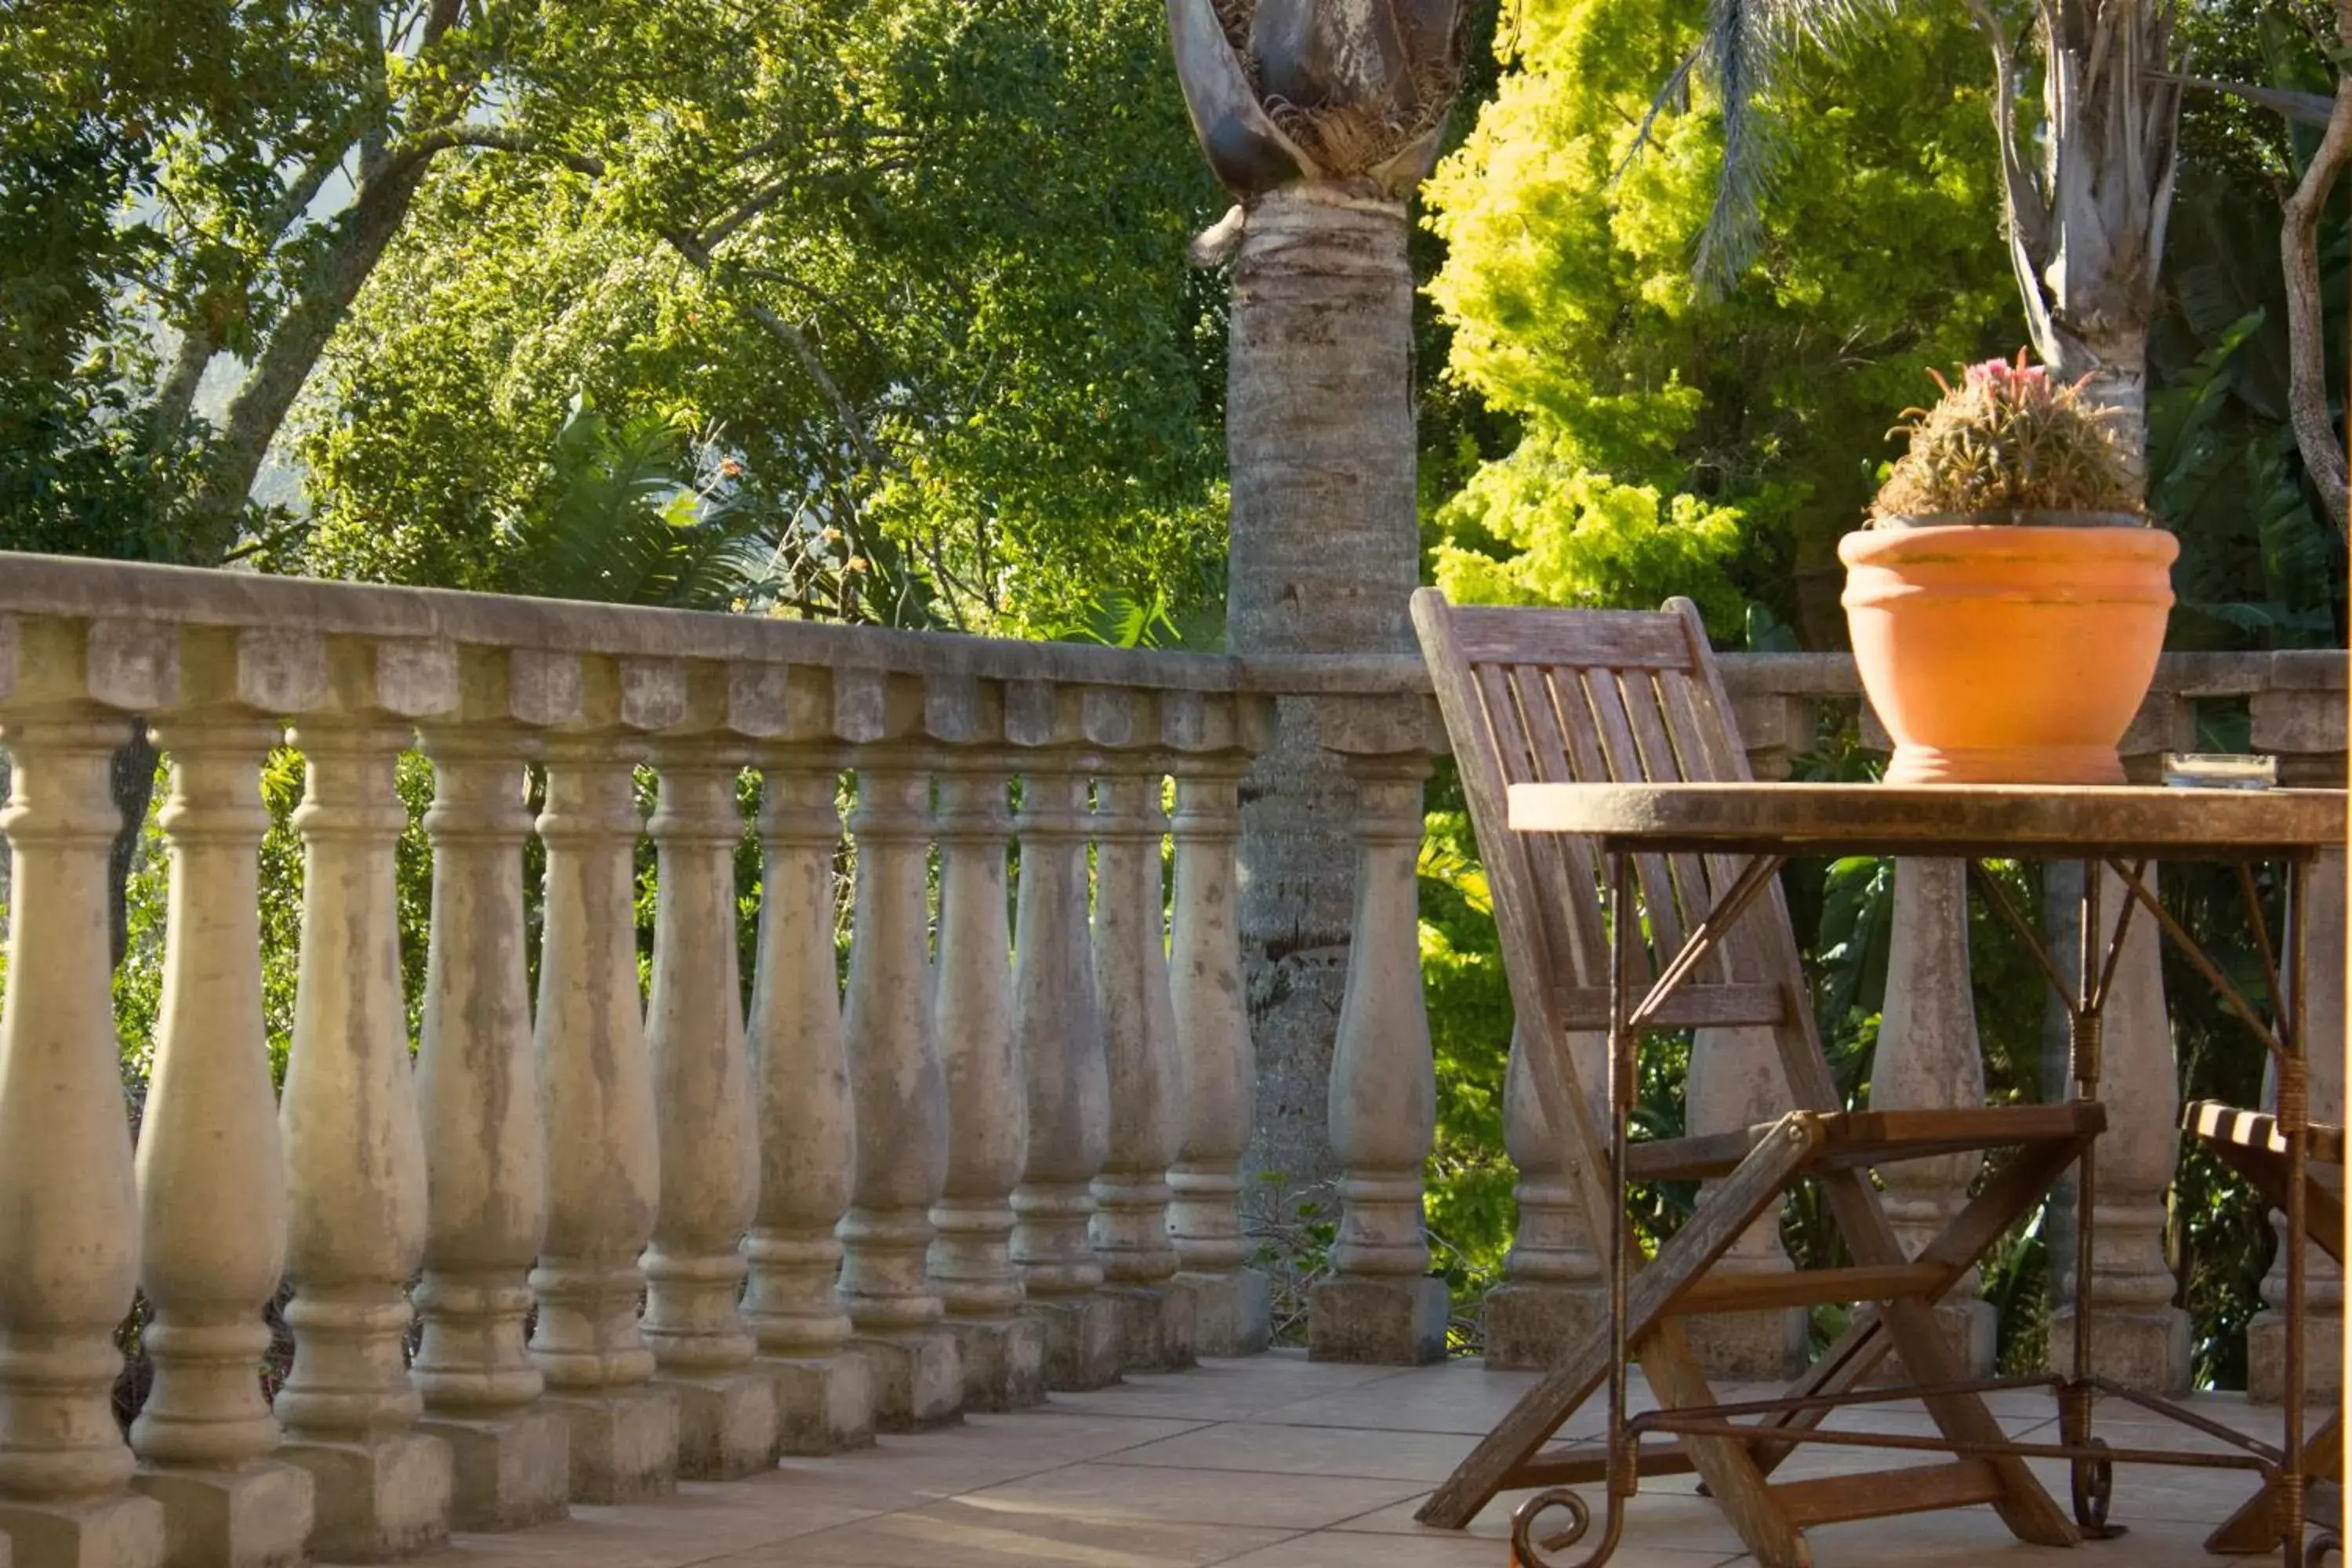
[1419,0,2016,644]
[285,0,1229,635]
[1,0,591,562]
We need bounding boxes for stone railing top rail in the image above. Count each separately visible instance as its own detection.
[0,552,2339,761]
[1715,648,2347,698]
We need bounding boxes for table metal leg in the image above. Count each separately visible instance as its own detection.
[1601,850,1635,1559]
[1513,856,1639,1567]
[2067,856,2122,1536]
[2281,858,2310,1567]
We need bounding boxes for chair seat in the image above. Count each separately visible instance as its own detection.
[1626,1103,2108,1183]
[2180,1098,2346,1552]
[2182,1099,2344,1168]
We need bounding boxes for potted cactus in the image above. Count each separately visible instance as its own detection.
[1839,353,2178,785]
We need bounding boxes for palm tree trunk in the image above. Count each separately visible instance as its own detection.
[2056,329,2151,493]
[1225,186,1421,1198]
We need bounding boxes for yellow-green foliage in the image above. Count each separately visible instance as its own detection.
[1421,0,2016,641]
[1433,435,1745,628]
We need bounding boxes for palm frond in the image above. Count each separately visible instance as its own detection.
[505,397,775,613]
[1633,0,1896,289]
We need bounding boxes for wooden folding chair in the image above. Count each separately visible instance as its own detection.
[2182,1102,2346,1554]
[1410,590,2099,1566]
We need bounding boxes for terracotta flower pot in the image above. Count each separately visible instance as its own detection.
[1838,520,2179,785]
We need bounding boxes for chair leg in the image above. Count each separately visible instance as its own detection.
[1642,1324,1813,1568]
[1809,1161,2081,1548]
[2207,1416,2343,1555]
[1740,1135,2089,1481]
[1419,1117,1821,1559]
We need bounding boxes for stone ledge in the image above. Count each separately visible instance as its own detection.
[946,1317,1047,1413]
[415,1408,570,1530]
[544,1387,678,1505]
[0,1491,163,1568]
[768,1352,878,1456]
[659,1370,782,1481]
[1177,1269,1272,1359]
[280,1431,453,1562]
[1308,1276,1449,1367]
[132,1460,311,1568]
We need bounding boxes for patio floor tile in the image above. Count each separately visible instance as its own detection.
[400,1352,2336,1568]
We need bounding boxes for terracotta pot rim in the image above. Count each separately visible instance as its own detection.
[1840,524,2180,569]
[1866,509,2152,530]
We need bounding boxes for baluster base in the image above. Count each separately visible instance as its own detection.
[765,1352,876,1456]
[1861,1299,1998,1385]
[279,1432,453,1562]
[0,1492,163,1568]
[1175,1269,1272,1359]
[414,1410,571,1530]
[1680,1303,1809,1382]
[1308,1275,1449,1367]
[657,1372,782,1481]
[945,1317,1047,1412]
[851,1332,962,1432]
[1100,1284,1198,1374]
[131,1460,311,1568]
[1022,1295,1122,1391]
[2249,1305,2343,1406]
[543,1388,677,1504]
[2053,1306,2191,1394]
[1482,1282,1606,1372]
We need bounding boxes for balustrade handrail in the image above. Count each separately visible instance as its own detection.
[0,552,2339,736]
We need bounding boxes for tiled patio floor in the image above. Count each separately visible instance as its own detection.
[408,1351,2328,1567]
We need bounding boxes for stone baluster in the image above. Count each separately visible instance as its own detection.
[275,637,458,1559]
[1484,1023,1606,1369]
[2251,845,2347,1406]
[409,652,575,1529]
[2054,863,2190,1392]
[928,762,1047,1409]
[129,628,322,1566]
[0,619,169,1564]
[1167,757,1273,1357]
[529,714,674,1504]
[642,736,778,1477]
[1090,760,1194,1371]
[1309,744,1448,1365]
[837,754,960,1429]
[1678,1022,1806,1380]
[742,753,873,1454]
[1009,754,1120,1390]
[1868,858,1996,1377]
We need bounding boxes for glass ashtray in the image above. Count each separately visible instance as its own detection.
[2161,753,2278,789]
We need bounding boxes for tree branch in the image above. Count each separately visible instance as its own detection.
[151,325,219,452]
[2281,26,2352,534]
[1961,0,2059,359]
[659,227,896,478]
[396,124,607,179]
[694,174,802,254]
[185,152,440,557]
[2152,74,2337,129]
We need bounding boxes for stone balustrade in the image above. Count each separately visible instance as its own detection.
[0,550,2338,1568]
[0,555,1286,1567]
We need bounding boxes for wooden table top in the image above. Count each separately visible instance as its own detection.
[1504,782,2347,859]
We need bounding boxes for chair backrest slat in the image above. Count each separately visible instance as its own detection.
[1579,664,1693,964]
[1655,666,1763,981]
[1508,664,1613,985]
[1448,606,1690,668]
[1621,666,1739,979]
